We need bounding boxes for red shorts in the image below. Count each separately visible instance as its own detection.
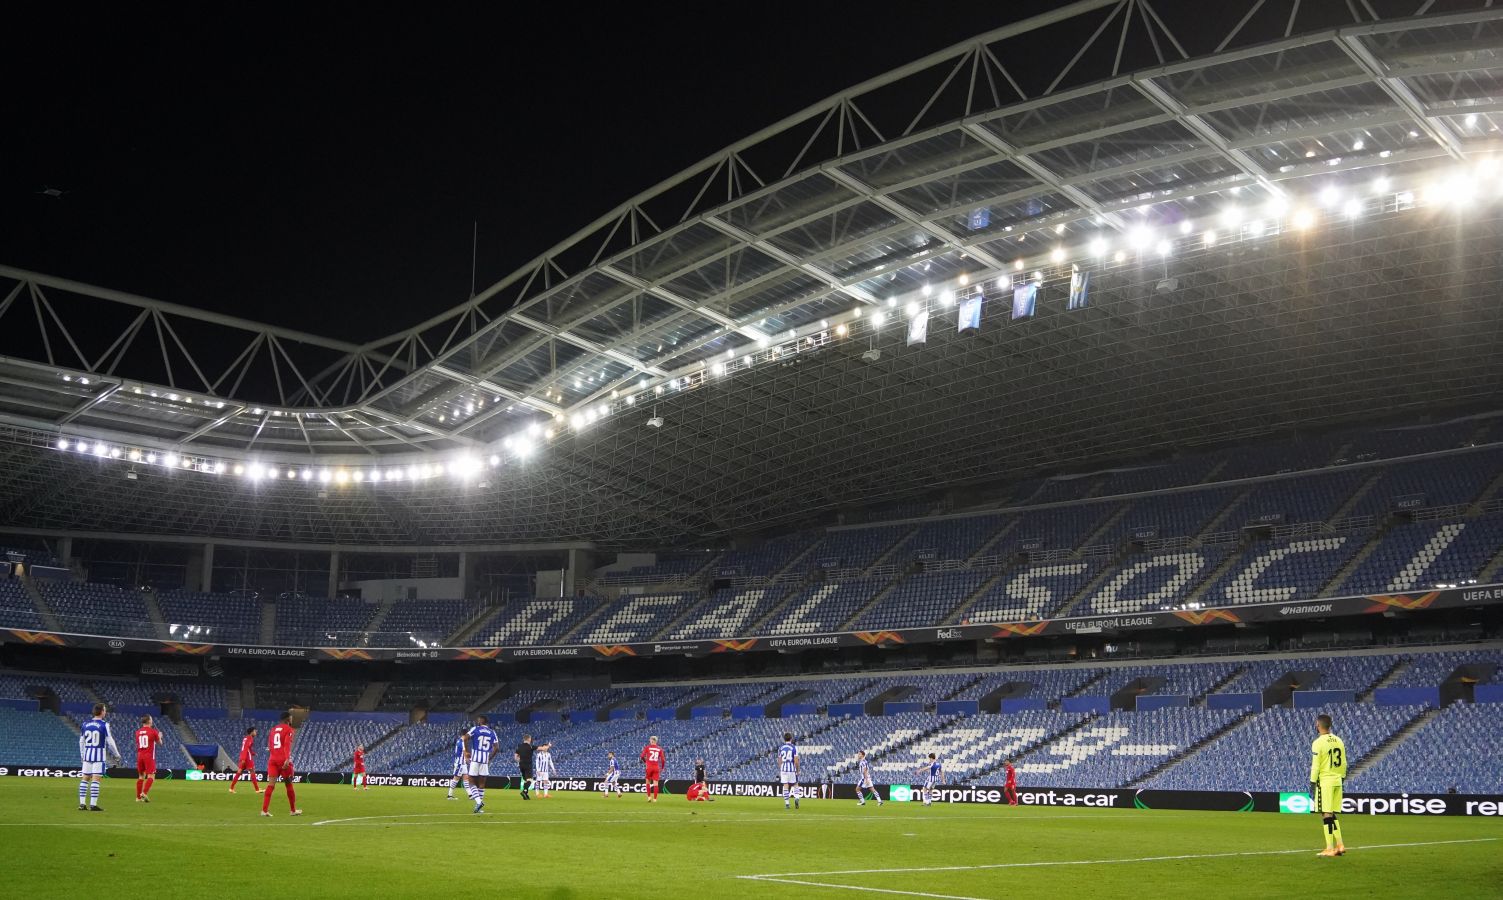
[267,758,294,781]
[644,766,661,780]
[238,757,255,771]
[136,757,156,774]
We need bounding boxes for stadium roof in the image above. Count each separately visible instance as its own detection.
[3,0,1503,547]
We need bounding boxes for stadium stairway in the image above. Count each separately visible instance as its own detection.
[1184,536,1255,607]
[1064,671,1111,698]
[554,601,610,645]
[861,525,922,576]
[22,577,62,632]
[1194,488,1254,541]
[258,603,276,645]
[859,715,963,773]
[1127,710,1257,788]
[1204,665,1249,697]
[837,574,908,632]
[355,682,389,712]
[650,588,721,640]
[1328,471,1386,523]
[1479,536,1503,584]
[469,683,511,715]
[1347,706,1438,780]
[1474,468,1503,506]
[741,584,809,636]
[363,598,398,639]
[940,571,1007,625]
[1359,658,1412,701]
[966,519,1022,565]
[338,721,408,769]
[446,604,502,647]
[226,686,243,718]
[967,713,1099,785]
[53,709,82,737]
[1196,458,1230,485]
[1053,546,1133,618]
[240,678,256,710]
[1318,521,1393,597]
[140,589,169,639]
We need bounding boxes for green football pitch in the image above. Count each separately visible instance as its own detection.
[3,779,1500,898]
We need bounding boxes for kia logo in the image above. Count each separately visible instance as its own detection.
[108,640,126,649]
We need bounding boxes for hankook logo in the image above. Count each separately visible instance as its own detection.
[1278,604,1333,616]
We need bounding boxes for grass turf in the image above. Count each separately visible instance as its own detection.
[2,778,1500,898]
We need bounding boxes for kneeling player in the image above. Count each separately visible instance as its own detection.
[691,758,713,802]
[229,726,261,794]
[134,714,162,802]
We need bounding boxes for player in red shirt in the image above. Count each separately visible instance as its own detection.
[1004,759,1019,806]
[260,711,301,817]
[229,726,261,794]
[352,745,368,791]
[640,736,665,803]
[134,714,162,803]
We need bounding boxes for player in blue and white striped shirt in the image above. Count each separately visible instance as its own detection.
[462,715,499,814]
[445,730,466,800]
[913,753,944,807]
[854,750,883,807]
[534,744,555,799]
[776,733,800,810]
[601,752,623,797]
[78,703,120,811]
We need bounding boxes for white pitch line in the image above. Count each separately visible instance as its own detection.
[738,837,1501,884]
[306,809,1161,826]
[741,879,988,900]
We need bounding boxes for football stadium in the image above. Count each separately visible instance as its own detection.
[4,2,1503,897]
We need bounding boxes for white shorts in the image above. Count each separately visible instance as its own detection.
[604,773,619,784]
[780,774,798,785]
[535,773,552,784]
[452,759,465,777]
[468,761,489,778]
[81,760,104,776]
[859,779,874,790]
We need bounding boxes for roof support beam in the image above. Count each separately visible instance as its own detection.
[1335,33,1465,161]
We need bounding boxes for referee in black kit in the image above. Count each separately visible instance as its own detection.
[515,734,535,800]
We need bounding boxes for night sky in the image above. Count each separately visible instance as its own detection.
[3,2,1360,346]
[3,3,1083,343]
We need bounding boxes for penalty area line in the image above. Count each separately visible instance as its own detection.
[736,837,1501,893]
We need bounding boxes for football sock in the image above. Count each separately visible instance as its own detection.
[285,782,297,811]
[1323,817,1335,849]
[262,783,275,812]
[78,780,87,806]
[143,778,153,796]
[89,782,100,807]
[1331,818,1343,848]
[136,778,143,797]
